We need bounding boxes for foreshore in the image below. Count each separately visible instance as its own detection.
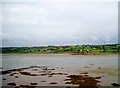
[1,53,119,87]
[1,65,119,87]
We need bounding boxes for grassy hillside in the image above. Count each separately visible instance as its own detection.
[1,44,120,55]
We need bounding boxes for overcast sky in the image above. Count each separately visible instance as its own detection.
[1,0,118,47]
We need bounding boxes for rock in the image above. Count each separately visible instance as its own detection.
[47,68,55,70]
[64,73,68,75]
[48,72,64,75]
[41,74,47,76]
[2,78,6,80]
[66,74,102,86]
[15,86,19,88]
[20,71,39,76]
[19,85,36,88]
[65,82,71,84]
[50,82,57,84]
[111,83,120,87]
[64,79,71,81]
[0,67,29,75]
[0,70,11,75]
[20,72,31,75]
[94,77,102,79]
[41,80,46,82]
[66,87,70,88]
[1,69,16,75]
[98,67,101,69]
[15,76,19,78]
[9,73,14,76]
[30,74,39,76]
[7,83,16,86]
[30,83,37,85]
[43,68,47,70]
[48,75,52,77]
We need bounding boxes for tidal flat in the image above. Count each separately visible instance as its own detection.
[1,54,119,87]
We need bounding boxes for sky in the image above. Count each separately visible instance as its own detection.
[1,0,119,47]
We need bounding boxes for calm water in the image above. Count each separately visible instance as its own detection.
[2,54,118,71]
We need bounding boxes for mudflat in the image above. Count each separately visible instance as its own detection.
[1,54,119,87]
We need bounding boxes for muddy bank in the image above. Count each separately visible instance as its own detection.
[1,65,119,87]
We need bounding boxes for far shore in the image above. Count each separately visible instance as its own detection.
[1,52,120,55]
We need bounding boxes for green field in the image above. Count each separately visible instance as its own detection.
[1,44,120,55]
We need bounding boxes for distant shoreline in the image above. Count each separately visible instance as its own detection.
[1,52,120,55]
[1,44,120,55]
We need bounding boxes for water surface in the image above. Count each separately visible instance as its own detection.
[2,54,118,71]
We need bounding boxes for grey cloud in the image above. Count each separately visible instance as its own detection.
[2,1,118,47]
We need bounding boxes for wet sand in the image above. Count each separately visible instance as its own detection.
[1,65,119,87]
[1,54,119,87]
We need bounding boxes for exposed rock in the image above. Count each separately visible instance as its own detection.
[66,87,70,88]
[30,74,39,76]
[48,75,53,77]
[0,67,29,75]
[98,67,101,69]
[65,82,71,84]
[50,82,57,84]
[15,76,19,78]
[7,83,16,86]
[20,72,31,75]
[48,72,65,76]
[30,83,37,85]
[41,80,46,82]
[9,73,14,76]
[2,78,6,80]
[40,74,47,76]
[20,71,39,76]
[64,73,68,75]
[15,86,19,88]
[94,77,102,79]
[43,68,47,70]
[1,70,11,75]
[64,79,71,81]
[65,75,101,86]
[19,85,36,88]
[111,83,120,87]
[47,68,55,70]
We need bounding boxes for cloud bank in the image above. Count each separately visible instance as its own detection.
[2,1,118,47]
